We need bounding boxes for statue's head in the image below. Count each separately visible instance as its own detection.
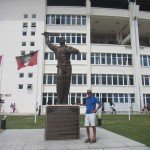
[59,37,66,44]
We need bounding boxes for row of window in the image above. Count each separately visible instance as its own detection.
[22,31,35,36]
[43,74,87,85]
[91,53,132,66]
[44,52,86,61]
[49,33,86,44]
[24,14,36,19]
[19,73,33,78]
[46,15,86,25]
[92,74,134,85]
[42,93,135,105]
[43,73,134,86]
[18,84,33,90]
[22,42,35,46]
[44,52,150,68]
[23,22,36,28]
[140,55,150,67]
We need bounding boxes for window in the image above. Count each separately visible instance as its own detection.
[119,75,123,85]
[129,75,134,85]
[24,14,28,18]
[27,84,33,90]
[22,42,26,46]
[21,51,25,55]
[42,93,57,105]
[107,75,112,85]
[50,52,54,60]
[18,84,23,89]
[78,74,82,84]
[82,16,86,25]
[112,54,116,65]
[142,75,150,86]
[141,55,150,67]
[66,15,71,24]
[91,74,134,86]
[77,15,81,25]
[28,73,33,78]
[30,42,35,46]
[31,22,36,27]
[51,15,55,24]
[23,22,28,27]
[113,75,117,85]
[44,52,49,60]
[43,74,57,85]
[61,15,65,25]
[19,73,24,78]
[71,74,87,85]
[45,52,86,61]
[143,94,150,105]
[44,74,87,85]
[91,53,132,66]
[50,33,86,44]
[31,31,35,36]
[46,14,86,25]
[32,14,36,18]
[102,75,106,85]
[22,31,27,36]
[56,15,60,24]
[72,15,76,25]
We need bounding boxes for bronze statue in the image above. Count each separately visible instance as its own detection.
[42,32,80,104]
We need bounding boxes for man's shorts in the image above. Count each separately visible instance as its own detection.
[84,113,96,127]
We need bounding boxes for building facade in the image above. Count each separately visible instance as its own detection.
[0,0,150,114]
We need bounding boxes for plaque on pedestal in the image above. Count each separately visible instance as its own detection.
[45,105,80,140]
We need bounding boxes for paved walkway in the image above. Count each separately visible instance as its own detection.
[0,128,149,150]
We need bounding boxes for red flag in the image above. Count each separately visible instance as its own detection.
[15,51,38,70]
[0,55,2,65]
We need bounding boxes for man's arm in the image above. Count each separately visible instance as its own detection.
[93,100,103,113]
[42,32,57,52]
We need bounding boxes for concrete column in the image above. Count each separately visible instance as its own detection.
[86,0,91,90]
[129,2,142,112]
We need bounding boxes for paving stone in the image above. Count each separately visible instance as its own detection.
[0,128,149,150]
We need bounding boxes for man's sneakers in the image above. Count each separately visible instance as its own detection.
[90,139,96,143]
[84,139,91,143]
[84,139,97,143]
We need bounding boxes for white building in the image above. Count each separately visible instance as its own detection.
[0,0,150,114]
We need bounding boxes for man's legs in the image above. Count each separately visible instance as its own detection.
[86,126,90,140]
[92,126,96,141]
[84,114,91,143]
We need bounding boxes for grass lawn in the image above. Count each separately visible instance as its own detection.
[0,114,150,146]
[101,115,150,147]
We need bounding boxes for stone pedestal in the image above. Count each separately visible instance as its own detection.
[45,105,80,140]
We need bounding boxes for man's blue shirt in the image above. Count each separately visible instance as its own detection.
[86,96,100,114]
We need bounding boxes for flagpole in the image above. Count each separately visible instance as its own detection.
[34,51,39,124]
[0,55,4,94]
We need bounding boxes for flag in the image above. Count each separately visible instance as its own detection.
[16,51,38,70]
[0,55,2,65]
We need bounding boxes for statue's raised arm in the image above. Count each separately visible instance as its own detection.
[42,32,58,52]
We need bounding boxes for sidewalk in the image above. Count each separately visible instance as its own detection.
[0,128,149,150]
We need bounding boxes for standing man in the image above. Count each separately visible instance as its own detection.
[42,32,80,104]
[84,89,102,143]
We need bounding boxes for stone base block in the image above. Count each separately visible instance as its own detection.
[45,105,80,140]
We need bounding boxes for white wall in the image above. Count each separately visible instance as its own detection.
[0,0,45,113]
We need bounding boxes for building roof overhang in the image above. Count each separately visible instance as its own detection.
[47,0,150,12]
